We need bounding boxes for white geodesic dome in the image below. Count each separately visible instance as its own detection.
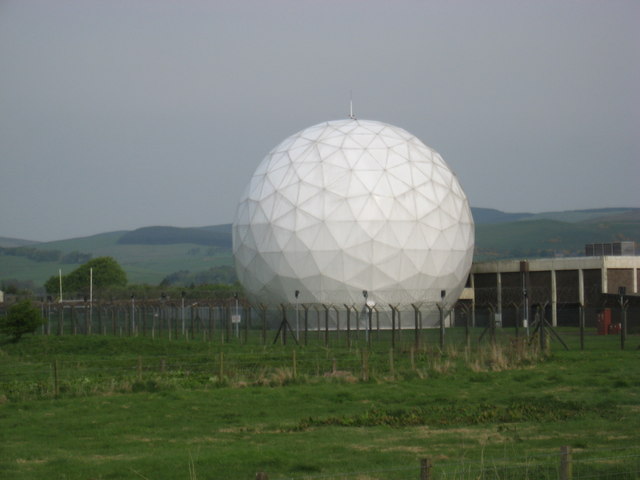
[232,118,474,308]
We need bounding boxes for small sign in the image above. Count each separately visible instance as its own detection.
[231,314,241,324]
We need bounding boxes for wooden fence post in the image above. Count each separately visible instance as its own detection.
[560,445,572,480]
[389,348,395,379]
[53,359,59,398]
[292,350,297,379]
[420,458,431,480]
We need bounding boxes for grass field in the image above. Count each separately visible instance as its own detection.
[1,330,639,479]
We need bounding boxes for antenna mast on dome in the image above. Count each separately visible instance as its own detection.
[349,91,356,120]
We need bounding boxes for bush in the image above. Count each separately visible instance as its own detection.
[0,300,45,342]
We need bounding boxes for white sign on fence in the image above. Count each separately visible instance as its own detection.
[231,314,241,324]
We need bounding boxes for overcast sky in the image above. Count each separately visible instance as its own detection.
[1,0,638,242]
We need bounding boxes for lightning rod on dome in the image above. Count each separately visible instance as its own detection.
[349,91,356,120]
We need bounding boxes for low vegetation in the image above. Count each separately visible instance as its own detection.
[1,330,638,479]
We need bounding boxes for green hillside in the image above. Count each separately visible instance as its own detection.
[475,212,640,260]
[1,229,233,290]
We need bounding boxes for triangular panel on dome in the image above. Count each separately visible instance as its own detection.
[328,220,364,248]
[293,143,322,164]
[298,192,325,221]
[316,141,341,160]
[233,223,252,247]
[266,165,292,190]
[296,223,323,249]
[358,120,386,134]
[346,175,370,198]
[431,153,447,169]
[271,206,297,232]
[295,208,322,231]
[410,162,432,187]
[278,182,300,206]
[367,135,391,150]
[353,149,384,171]
[388,199,416,221]
[341,252,369,285]
[429,248,454,277]
[376,251,404,283]
[371,239,400,264]
[344,238,374,264]
[268,151,293,171]
[390,142,410,160]
[310,222,341,252]
[260,227,283,253]
[414,194,438,219]
[350,132,378,148]
[294,250,322,279]
[357,195,387,221]
[318,132,346,148]
[402,222,428,250]
[378,127,406,147]
[295,163,324,189]
[432,182,452,204]
[387,161,412,185]
[335,120,360,134]
[432,164,453,188]
[417,222,442,248]
[301,124,331,142]
[249,202,270,225]
[386,173,413,197]
[372,174,394,199]
[371,264,396,291]
[287,135,314,153]
[324,195,355,222]
[372,194,395,220]
[403,248,431,275]
[321,161,349,187]
[309,249,342,274]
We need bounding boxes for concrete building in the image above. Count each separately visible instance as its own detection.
[466,256,640,328]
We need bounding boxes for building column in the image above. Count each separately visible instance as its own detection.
[470,273,476,327]
[551,269,557,327]
[601,259,608,294]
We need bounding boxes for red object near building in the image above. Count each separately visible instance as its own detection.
[609,323,622,334]
[597,308,612,335]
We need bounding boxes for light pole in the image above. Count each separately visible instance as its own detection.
[619,286,628,350]
[295,290,300,341]
[363,290,373,346]
[523,289,529,338]
[131,294,135,334]
[234,292,240,338]
[181,291,186,336]
[439,290,446,350]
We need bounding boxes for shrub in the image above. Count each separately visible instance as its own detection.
[0,300,45,342]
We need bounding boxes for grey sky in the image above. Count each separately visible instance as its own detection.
[1,0,638,242]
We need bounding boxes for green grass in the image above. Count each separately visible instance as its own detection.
[1,331,639,479]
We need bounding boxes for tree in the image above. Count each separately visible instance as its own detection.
[1,300,45,342]
[45,257,127,297]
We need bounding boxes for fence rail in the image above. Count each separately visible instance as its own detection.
[260,446,640,480]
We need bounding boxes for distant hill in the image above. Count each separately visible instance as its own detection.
[0,208,637,291]
[118,226,232,248]
[471,208,534,224]
[0,237,40,248]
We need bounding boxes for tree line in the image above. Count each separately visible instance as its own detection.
[0,246,92,264]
